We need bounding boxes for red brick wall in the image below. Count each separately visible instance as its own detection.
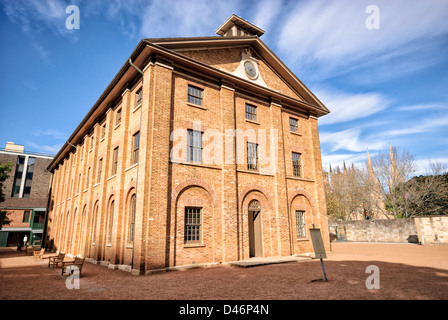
[46,46,329,274]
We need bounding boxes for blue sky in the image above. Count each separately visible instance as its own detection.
[0,0,447,176]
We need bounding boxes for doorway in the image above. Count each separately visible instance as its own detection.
[248,200,262,258]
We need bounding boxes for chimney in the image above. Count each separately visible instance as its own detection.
[5,141,25,153]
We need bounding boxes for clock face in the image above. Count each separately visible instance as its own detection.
[244,61,258,79]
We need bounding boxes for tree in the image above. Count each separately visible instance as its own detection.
[366,146,416,219]
[404,161,448,216]
[325,147,448,220]
[324,164,367,220]
[0,161,13,229]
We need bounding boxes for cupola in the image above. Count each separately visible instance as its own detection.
[215,14,265,37]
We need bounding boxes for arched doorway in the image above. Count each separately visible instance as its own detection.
[248,200,262,257]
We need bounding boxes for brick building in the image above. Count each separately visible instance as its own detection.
[0,142,53,247]
[46,15,330,275]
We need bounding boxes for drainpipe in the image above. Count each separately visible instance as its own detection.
[128,58,144,275]
[67,141,77,149]
[42,170,53,250]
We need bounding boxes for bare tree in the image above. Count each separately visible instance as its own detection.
[366,146,416,219]
[324,164,367,220]
[326,148,447,220]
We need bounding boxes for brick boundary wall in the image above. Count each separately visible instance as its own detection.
[329,217,448,245]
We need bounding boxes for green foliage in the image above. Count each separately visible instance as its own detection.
[405,173,448,216]
[0,161,13,229]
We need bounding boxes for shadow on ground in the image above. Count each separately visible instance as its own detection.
[1,249,447,300]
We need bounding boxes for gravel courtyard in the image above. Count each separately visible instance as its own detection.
[1,242,447,300]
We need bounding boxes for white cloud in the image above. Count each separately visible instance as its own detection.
[277,0,448,79]
[1,0,77,62]
[397,103,444,112]
[321,152,367,171]
[140,0,240,38]
[24,140,62,155]
[316,88,391,125]
[34,129,68,140]
[414,158,448,176]
[384,113,448,136]
[253,0,284,35]
[1,0,74,37]
[320,128,386,153]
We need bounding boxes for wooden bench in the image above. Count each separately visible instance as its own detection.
[48,252,66,269]
[61,257,85,277]
[33,248,46,259]
[25,246,39,256]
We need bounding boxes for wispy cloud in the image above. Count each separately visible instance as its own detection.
[320,128,386,153]
[253,0,284,36]
[316,88,391,125]
[1,0,77,62]
[24,140,62,155]
[34,129,68,140]
[384,113,448,136]
[277,0,448,79]
[321,152,368,171]
[397,103,444,112]
[414,157,448,176]
[140,0,240,38]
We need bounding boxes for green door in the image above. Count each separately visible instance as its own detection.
[0,231,8,247]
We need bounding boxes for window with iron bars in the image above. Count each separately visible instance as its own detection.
[289,117,298,132]
[112,147,119,175]
[187,129,202,163]
[97,158,103,183]
[135,88,143,107]
[184,207,201,244]
[295,210,306,237]
[188,85,203,106]
[128,194,136,244]
[245,103,257,121]
[115,108,122,126]
[247,142,258,170]
[132,132,140,165]
[292,152,302,177]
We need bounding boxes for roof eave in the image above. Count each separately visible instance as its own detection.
[46,40,149,173]
[144,40,329,116]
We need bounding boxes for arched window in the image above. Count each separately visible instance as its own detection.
[248,199,261,211]
[108,200,115,243]
[92,202,99,244]
[78,205,87,254]
[128,194,136,244]
[63,210,70,249]
[68,208,78,252]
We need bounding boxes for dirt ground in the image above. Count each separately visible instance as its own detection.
[1,242,447,301]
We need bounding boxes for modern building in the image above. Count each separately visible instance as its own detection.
[0,142,53,247]
[45,15,330,275]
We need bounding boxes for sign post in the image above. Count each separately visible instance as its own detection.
[309,225,328,282]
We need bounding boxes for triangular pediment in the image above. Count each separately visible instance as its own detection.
[145,36,329,114]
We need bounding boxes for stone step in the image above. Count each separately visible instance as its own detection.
[228,255,312,268]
